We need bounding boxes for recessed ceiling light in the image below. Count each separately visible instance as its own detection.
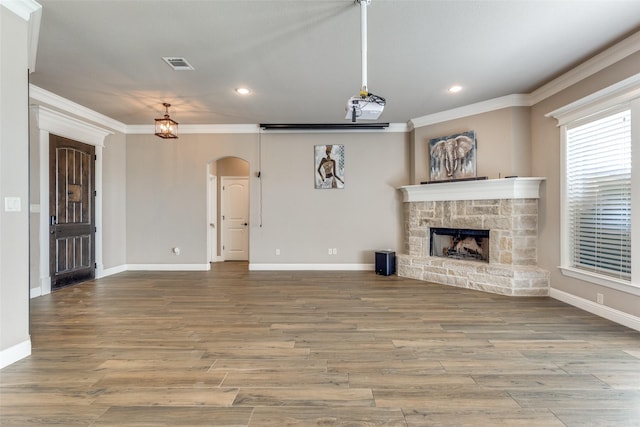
[235,87,251,95]
[448,85,463,93]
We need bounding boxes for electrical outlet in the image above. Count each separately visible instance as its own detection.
[597,293,604,304]
[328,248,332,255]
[332,248,337,255]
[172,247,181,255]
[275,248,280,256]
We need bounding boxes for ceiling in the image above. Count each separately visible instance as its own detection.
[29,0,640,126]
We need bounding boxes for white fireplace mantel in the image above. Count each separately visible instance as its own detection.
[399,177,545,202]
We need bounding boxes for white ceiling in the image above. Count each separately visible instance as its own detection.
[29,0,640,126]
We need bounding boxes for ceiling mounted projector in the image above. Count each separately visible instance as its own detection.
[346,94,385,121]
[346,0,386,122]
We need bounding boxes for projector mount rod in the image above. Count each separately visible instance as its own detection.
[356,0,371,97]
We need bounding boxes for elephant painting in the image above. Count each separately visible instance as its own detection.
[429,131,476,181]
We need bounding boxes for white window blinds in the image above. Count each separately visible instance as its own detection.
[566,109,632,280]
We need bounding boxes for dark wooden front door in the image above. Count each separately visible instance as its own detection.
[49,135,96,290]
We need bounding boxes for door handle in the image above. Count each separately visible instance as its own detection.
[209,223,215,228]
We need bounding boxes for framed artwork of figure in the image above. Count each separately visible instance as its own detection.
[315,144,345,189]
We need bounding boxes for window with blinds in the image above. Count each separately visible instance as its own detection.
[566,109,631,280]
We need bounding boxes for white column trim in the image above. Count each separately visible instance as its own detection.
[37,127,50,295]
[35,106,112,146]
[94,145,104,277]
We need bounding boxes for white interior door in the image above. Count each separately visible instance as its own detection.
[221,177,249,261]
[207,174,217,262]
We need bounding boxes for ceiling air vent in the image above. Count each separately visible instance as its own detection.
[162,57,194,71]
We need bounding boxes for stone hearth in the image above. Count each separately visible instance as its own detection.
[398,178,549,296]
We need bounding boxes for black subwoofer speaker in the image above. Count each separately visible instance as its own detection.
[375,250,396,276]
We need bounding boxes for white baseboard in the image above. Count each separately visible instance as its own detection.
[30,264,209,299]
[40,275,50,295]
[98,264,127,278]
[0,339,31,369]
[550,288,640,332]
[249,263,375,271]
[31,275,50,299]
[127,263,211,271]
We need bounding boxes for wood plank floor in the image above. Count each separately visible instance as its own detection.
[2,262,640,426]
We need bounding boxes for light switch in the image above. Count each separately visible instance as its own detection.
[4,197,21,212]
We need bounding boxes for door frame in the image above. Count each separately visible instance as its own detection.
[49,135,96,289]
[207,173,221,263]
[34,106,112,296]
[220,176,250,261]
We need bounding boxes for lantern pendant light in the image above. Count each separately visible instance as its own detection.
[155,103,178,139]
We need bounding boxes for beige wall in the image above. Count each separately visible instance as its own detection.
[125,133,259,264]
[0,5,31,360]
[412,107,532,184]
[531,51,640,318]
[125,131,409,266]
[252,131,409,264]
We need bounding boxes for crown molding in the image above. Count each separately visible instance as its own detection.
[126,124,260,134]
[410,30,640,129]
[27,4,41,72]
[181,124,260,134]
[529,31,640,106]
[1,0,42,72]
[1,0,40,21]
[545,72,640,126]
[29,84,127,133]
[410,94,531,129]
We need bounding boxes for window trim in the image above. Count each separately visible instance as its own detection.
[547,72,640,296]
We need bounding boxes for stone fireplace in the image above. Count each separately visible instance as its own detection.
[398,178,549,296]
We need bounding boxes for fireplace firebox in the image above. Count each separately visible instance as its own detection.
[430,227,490,262]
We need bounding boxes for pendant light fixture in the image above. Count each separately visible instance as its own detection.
[155,103,179,139]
